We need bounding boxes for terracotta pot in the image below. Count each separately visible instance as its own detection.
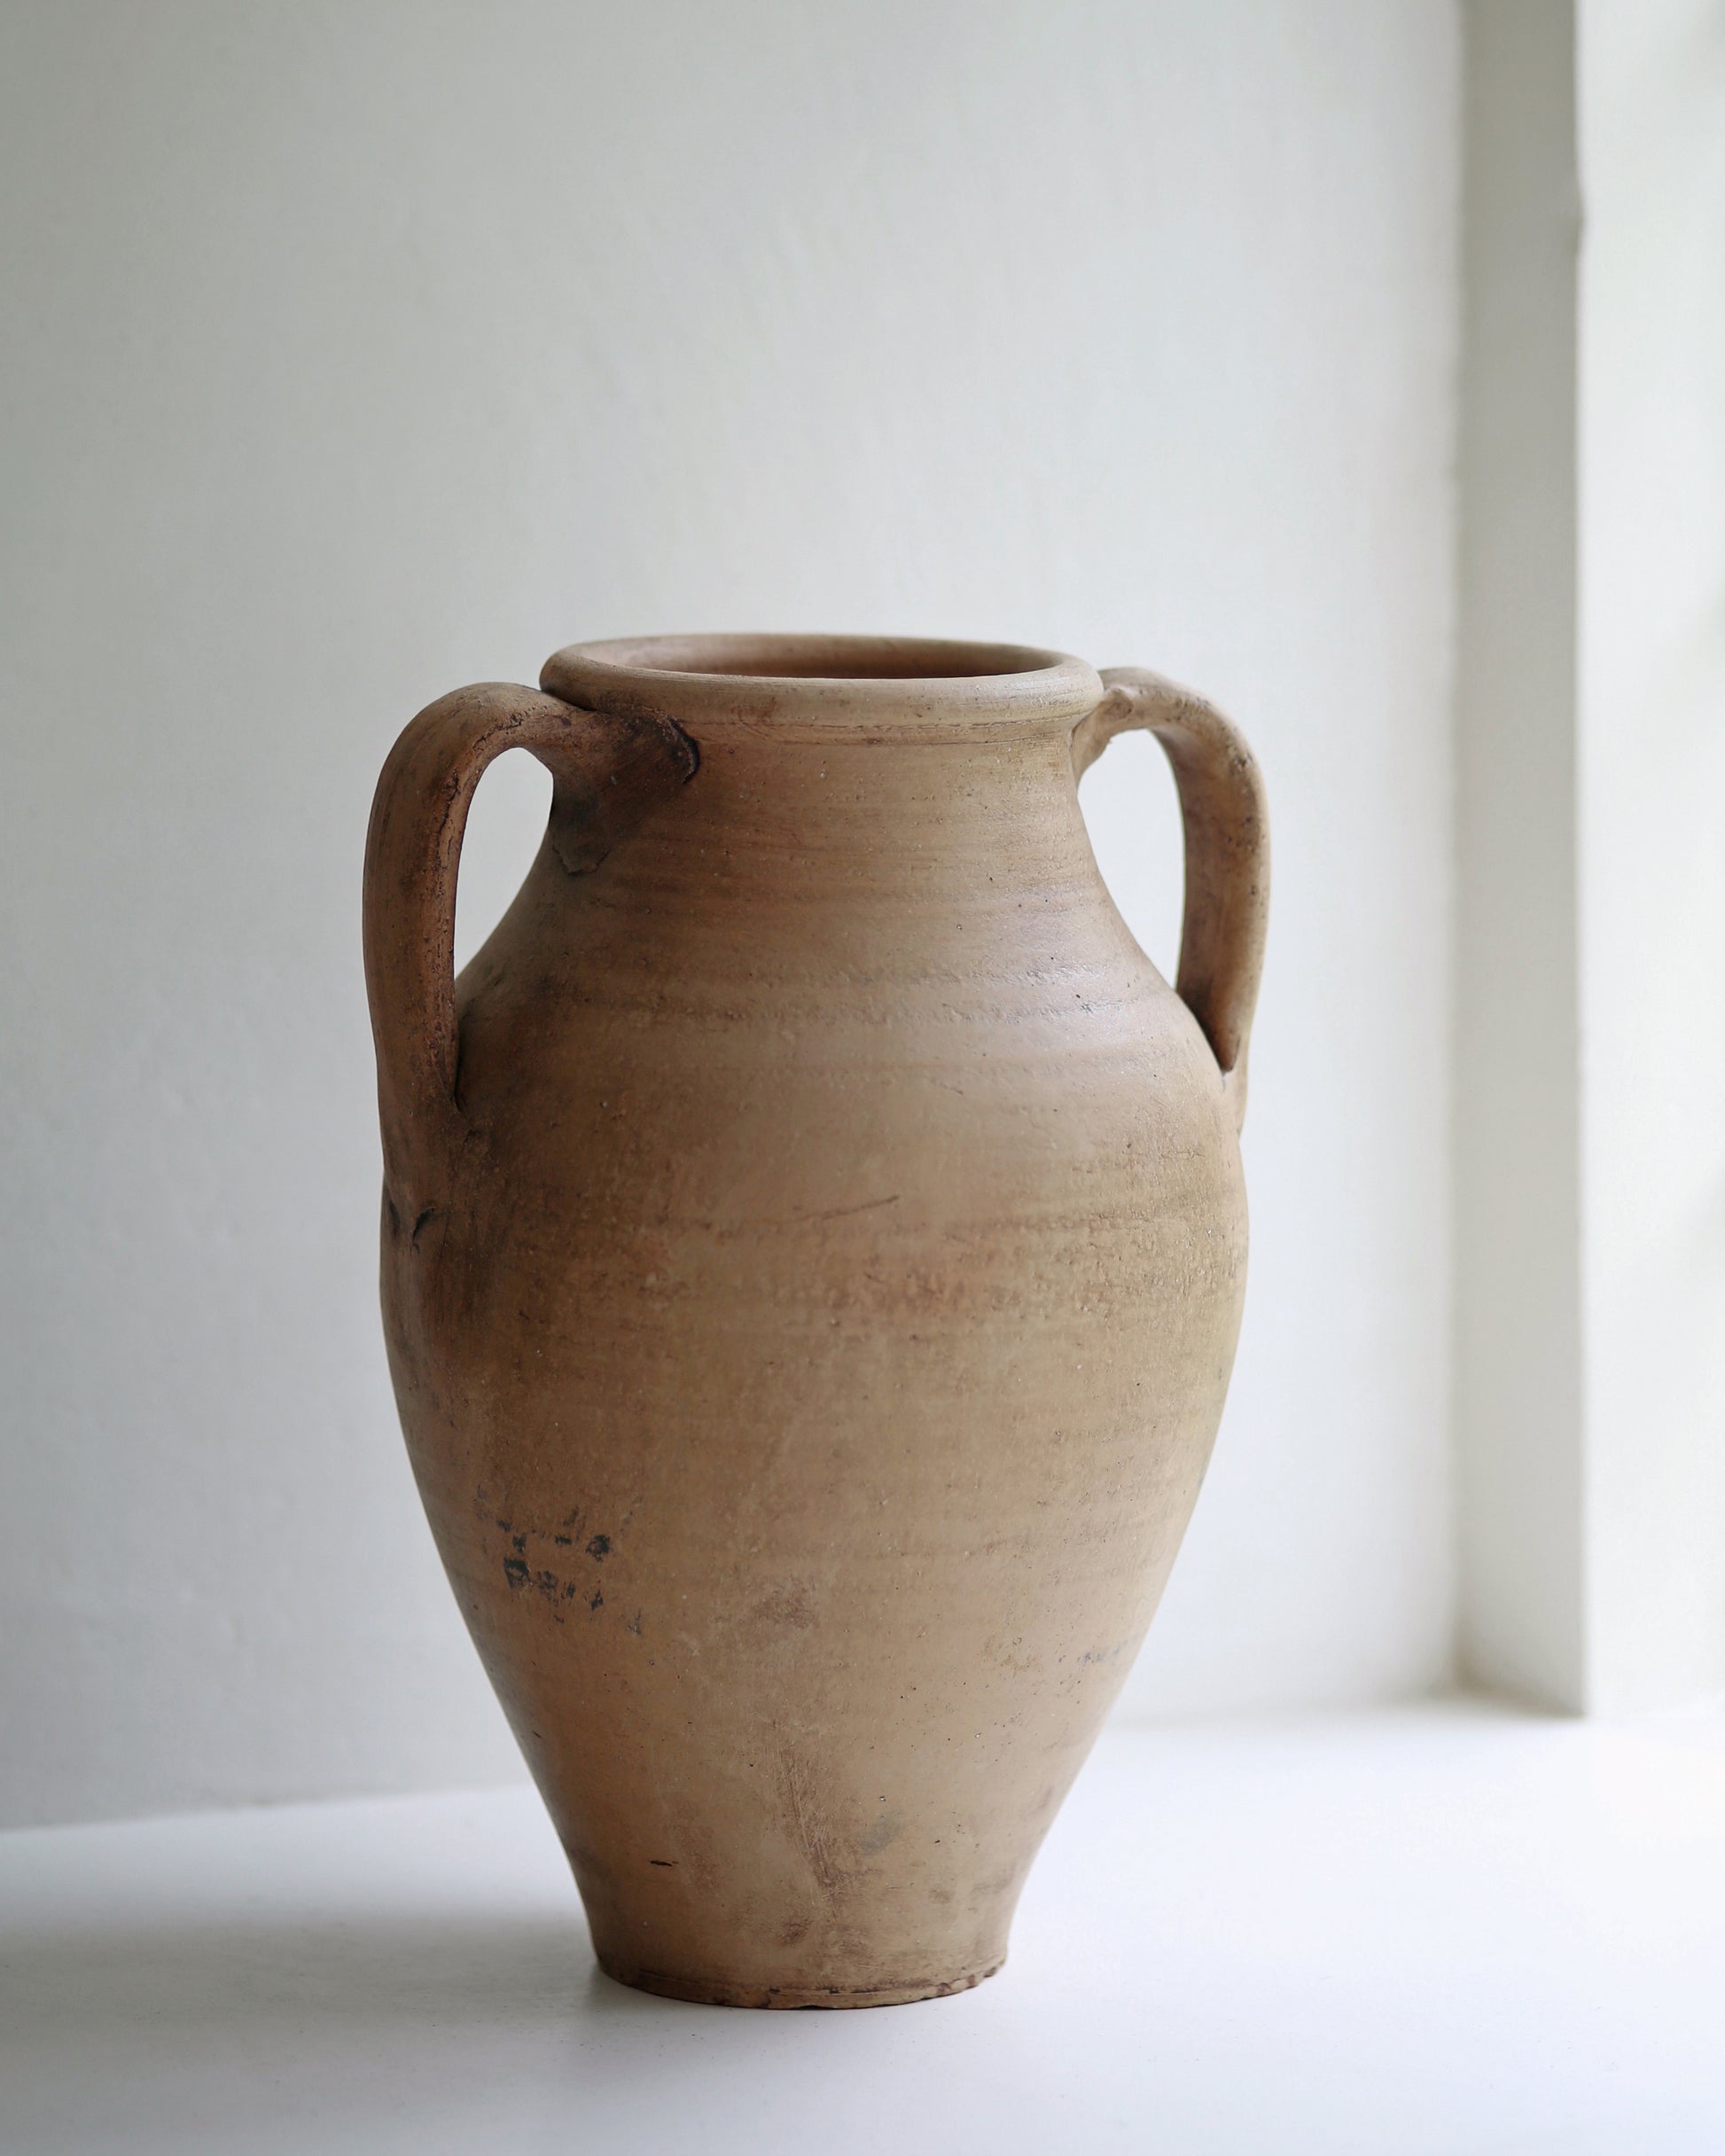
[363,636,1268,2008]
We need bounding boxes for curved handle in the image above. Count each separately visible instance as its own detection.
[363,681,697,1223]
[1072,668,1268,1128]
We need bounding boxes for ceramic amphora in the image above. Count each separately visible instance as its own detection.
[363,635,1268,2008]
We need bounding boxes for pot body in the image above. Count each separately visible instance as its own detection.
[365,637,1267,2007]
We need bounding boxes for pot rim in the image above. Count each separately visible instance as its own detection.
[539,634,1104,742]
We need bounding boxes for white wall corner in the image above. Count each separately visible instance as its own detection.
[1455,0,1586,1711]
[1456,0,1725,1715]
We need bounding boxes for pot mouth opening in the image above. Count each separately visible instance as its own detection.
[562,634,1070,683]
[540,635,1104,740]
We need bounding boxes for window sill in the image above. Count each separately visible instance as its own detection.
[5,1698,1725,2152]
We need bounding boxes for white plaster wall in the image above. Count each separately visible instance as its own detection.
[0,0,1458,1826]
[1579,0,1725,1713]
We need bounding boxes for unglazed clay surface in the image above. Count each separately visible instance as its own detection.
[363,636,1268,2007]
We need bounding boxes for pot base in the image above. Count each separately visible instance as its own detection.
[597,1955,1006,2011]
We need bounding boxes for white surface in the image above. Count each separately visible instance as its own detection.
[6,1701,1725,2155]
[1453,0,1584,1707]
[0,0,1459,1825]
[1577,0,1725,1712]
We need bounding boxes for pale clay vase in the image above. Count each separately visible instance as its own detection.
[363,635,1268,2009]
